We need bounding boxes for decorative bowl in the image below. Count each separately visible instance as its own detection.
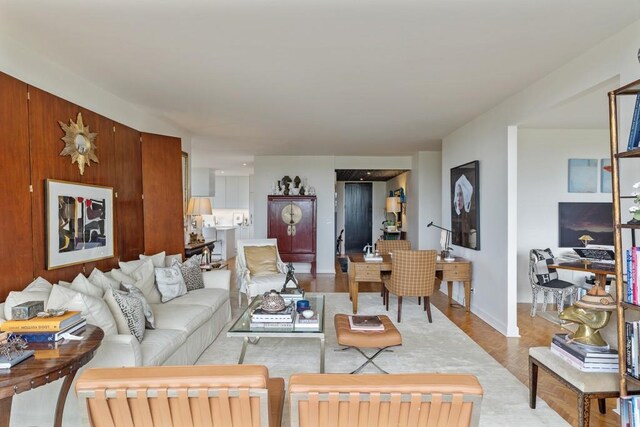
[302,309,315,319]
[261,290,286,312]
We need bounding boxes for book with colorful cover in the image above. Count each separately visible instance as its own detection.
[10,319,87,343]
[348,315,384,331]
[628,248,634,304]
[628,94,640,150]
[0,311,81,332]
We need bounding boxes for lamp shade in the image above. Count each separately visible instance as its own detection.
[386,196,401,213]
[187,197,212,215]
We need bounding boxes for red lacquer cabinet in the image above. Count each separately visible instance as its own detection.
[267,195,317,277]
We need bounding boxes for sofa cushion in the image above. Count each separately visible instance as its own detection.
[140,328,187,366]
[155,262,187,302]
[168,288,230,313]
[111,260,162,304]
[4,277,53,320]
[88,268,120,292]
[46,285,118,336]
[151,302,212,333]
[107,289,145,343]
[165,253,183,267]
[179,255,205,291]
[244,246,279,276]
[121,284,155,329]
[139,251,167,268]
[70,273,104,298]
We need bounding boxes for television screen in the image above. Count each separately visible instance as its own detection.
[558,202,613,247]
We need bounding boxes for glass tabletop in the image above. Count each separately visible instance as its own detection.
[228,294,325,334]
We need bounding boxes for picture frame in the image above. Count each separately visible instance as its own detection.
[558,202,613,247]
[600,158,612,193]
[568,159,597,193]
[46,179,114,269]
[450,160,480,250]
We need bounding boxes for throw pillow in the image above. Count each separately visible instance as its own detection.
[70,273,104,298]
[154,263,187,302]
[120,283,155,329]
[139,251,167,268]
[178,255,205,291]
[24,276,53,292]
[118,259,146,275]
[244,246,279,276]
[88,268,120,291]
[165,253,183,267]
[532,248,559,284]
[46,285,118,336]
[104,289,145,342]
[111,260,162,304]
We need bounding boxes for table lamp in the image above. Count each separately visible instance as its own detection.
[386,196,401,227]
[427,221,454,261]
[187,197,212,243]
[578,235,594,247]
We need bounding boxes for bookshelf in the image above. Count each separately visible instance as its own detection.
[609,78,640,413]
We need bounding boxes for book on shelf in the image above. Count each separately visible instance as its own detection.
[0,311,81,332]
[629,94,640,151]
[10,319,87,343]
[626,247,640,305]
[0,349,34,369]
[551,334,617,361]
[348,315,384,331]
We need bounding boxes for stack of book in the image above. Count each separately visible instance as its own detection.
[620,395,640,426]
[280,288,305,305]
[250,305,295,329]
[294,311,320,330]
[626,246,639,304]
[1,311,86,343]
[550,334,618,373]
[348,315,384,331]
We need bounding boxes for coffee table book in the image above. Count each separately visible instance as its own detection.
[348,315,384,331]
[551,334,617,361]
[0,311,82,332]
[10,319,87,343]
[0,349,34,369]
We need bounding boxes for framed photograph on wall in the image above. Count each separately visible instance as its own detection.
[600,158,612,193]
[46,179,114,269]
[450,160,480,250]
[558,202,613,247]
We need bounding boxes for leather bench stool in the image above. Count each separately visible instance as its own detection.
[334,314,402,374]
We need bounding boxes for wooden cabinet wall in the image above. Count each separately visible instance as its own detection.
[141,133,184,257]
[0,71,183,297]
[267,196,317,276]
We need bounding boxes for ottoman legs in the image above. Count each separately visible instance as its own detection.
[336,346,397,374]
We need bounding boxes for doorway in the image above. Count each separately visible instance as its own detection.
[344,183,372,253]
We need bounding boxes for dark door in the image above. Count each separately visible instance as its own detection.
[345,183,372,253]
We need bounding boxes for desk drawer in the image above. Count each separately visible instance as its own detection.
[439,263,471,281]
[353,264,382,282]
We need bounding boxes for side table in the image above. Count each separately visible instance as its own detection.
[0,325,104,427]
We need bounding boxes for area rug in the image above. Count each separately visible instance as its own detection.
[197,292,569,426]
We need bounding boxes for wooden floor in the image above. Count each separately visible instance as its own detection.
[228,257,618,427]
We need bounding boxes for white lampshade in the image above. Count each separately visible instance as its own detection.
[187,197,212,215]
[386,196,401,213]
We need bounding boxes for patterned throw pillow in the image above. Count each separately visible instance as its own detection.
[177,256,205,291]
[154,263,187,303]
[120,284,155,329]
[109,289,145,342]
[531,248,559,284]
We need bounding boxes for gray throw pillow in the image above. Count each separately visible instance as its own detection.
[120,283,155,329]
[154,263,187,303]
[110,289,145,343]
[178,256,205,291]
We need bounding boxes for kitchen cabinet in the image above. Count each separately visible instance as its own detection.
[213,176,226,208]
[213,176,250,209]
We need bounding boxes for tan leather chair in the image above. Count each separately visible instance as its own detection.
[75,365,284,427]
[383,250,437,323]
[289,373,483,427]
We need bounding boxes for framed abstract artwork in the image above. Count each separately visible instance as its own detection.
[568,159,597,193]
[558,202,613,247]
[450,160,480,250]
[46,179,114,269]
[600,158,612,193]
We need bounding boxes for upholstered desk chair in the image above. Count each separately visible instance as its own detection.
[289,373,483,427]
[529,248,579,317]
[383,250,437,323]
[236,238,288,306]
[75,365,285,427]
[375,239,411,297]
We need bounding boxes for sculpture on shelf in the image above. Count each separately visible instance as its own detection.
[558,284,615,348]
[272,176,313,196]
[281,262,301,292]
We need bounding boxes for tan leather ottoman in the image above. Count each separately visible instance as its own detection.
[334,314,402,374]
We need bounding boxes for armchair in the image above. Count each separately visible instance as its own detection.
[236,239,288,306]
[529,248,579,317]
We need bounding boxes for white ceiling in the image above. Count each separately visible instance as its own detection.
[2,0,639,163]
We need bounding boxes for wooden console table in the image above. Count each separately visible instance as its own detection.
[347,254,472,314]
[185,240,216,258]
[0,325,103,427]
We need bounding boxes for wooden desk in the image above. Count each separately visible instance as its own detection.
[0,325,103,427]
[550,261,614,287]
[347,254,472,314]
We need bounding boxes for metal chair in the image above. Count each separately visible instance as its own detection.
[529,248,579,317]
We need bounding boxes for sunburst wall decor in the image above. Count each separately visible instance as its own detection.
[58,112,99,175]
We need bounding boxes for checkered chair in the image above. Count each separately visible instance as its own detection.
[529,248,579,317]
[383,250,437,323]
[375,240,412,298]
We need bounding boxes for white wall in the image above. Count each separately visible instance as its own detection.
[442,19,640,336]
[414,151,442,250]
[254,156,336,274]
[0,33,191,147]
[517,128,611,302]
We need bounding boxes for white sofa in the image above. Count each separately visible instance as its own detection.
[0,268,232,427]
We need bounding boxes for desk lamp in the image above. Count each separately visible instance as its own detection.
[579,235,594,247]
[386,197,401,228]
[427,221,454,261]
[186,197,212,244]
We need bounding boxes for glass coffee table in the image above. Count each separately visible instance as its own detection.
[227,294,326,372]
